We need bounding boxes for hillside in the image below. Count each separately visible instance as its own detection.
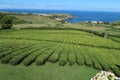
[0,12,120,80]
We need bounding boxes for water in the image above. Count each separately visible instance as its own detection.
[0,9,120,23]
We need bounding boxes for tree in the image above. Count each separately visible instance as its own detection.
[0,15,13,29]
[0,13,6,19]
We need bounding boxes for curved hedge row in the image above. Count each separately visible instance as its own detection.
[23,43,55,66]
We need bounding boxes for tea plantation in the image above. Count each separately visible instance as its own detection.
[0,29,120,77]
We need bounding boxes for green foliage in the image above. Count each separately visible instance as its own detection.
[36,46,57,65]
[1,55,13,64]
[23,55,36,66]
[0,15,13,29]
[0,13,6,20]
[1,46,32,64]
[67,45,75,66]
[9,46,36,65]
[112,21,120,26]
[93,60,102,70]
[49,54,59,63]
[23,44,53,66]
[78,29,107,37]
[11,16,31,24]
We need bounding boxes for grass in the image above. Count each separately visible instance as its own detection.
[106,28,120,43]
[11,14,61,29]
[63,23,107,31]
[0,63,99,80]
[11,14,59,24]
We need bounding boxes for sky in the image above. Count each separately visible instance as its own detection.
[0,0,120,12]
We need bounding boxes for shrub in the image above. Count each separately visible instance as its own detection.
[10,54,27,65]
[0,49,13,59]
[36,49,54,65]
[76,58,84,65]
[58,56,67,66]
[23,55,36,66]
[111,66,120,76]
[0,13,6,20]
[84,56,93,67]
[49,54,59,63]
[1,55,12,64]
[68,53,75,66]
[0,15,13,29]
[100,62,110,71]
[93,60,103,70]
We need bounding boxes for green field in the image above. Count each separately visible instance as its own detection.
[0,63,99,80]
[0,29,120,79]
[0,12,120,79]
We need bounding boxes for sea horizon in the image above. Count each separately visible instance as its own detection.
[1,8,120,12]
[1,9,120,23]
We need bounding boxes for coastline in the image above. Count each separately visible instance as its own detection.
[1,9,120,23]
[0,11,75,22]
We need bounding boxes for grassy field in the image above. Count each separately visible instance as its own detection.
[0,63,99,80]
[11,13,62,29]
[0,29,120,79]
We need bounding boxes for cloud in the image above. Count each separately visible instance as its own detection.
[34,4,65,9]
[0,2,66,9]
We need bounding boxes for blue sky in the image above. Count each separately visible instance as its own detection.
[0,0,120,12]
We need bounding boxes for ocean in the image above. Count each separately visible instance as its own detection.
[0,9,120,23]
